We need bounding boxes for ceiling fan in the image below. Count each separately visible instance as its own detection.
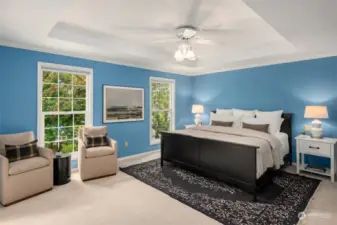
[116,0,240,62]
[49,0,239,66]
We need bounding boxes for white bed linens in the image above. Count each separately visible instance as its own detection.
[276,132,289,165]
[171,126,282,178]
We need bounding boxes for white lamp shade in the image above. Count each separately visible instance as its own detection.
[192,104,204,114]
[304,106,329,119]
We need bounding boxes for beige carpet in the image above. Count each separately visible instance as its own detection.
[1,151,337,225]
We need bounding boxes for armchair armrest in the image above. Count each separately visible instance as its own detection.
[108,138,117,153]
[78,139,86,161]
[38,147,54,164]
[0,155,9,200]
[0,155,9,176]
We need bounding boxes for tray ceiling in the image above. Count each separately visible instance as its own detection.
[0,0,336,76]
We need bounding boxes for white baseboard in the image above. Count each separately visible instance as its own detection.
[118,149,160,163]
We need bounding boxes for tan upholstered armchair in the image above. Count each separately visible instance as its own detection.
[0,132,53,206]
[78,126,117,181]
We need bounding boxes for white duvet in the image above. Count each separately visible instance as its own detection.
[171,126,282,178]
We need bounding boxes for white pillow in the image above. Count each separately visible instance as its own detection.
[233,109,256,118]
[255,110,284,135]
[210,112,240,128]
[255,110,283,119]
[216,109,233,116]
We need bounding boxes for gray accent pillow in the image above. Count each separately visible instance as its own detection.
[242,122,269,133]
[211,121,233,127]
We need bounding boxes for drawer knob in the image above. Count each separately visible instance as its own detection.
[309,146,320,150]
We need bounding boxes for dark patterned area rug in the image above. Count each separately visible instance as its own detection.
[120,159,320,225]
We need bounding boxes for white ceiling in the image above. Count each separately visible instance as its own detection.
[0,0,336,76]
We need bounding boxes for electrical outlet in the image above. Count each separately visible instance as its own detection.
[304,124,312,131]
[124,141,128,148]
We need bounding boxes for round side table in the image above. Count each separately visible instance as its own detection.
[53,154,71,185]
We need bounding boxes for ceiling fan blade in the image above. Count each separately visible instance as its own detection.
[48,22,171,61]
[184,0,219,27]
[199,28,241,36]
[116,26,173,37]
[185,0,203,26]
[196,28,244,45]
[193,38,217,45]
[153,38,178,43]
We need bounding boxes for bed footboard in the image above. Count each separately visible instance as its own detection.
[161,132,259,193]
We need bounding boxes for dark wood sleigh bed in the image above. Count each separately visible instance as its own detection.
[160,112,292,199]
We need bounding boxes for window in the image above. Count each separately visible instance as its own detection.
[150,77,175,145]
[38,62,93,159]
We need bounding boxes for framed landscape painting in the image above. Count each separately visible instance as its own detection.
[103,85,144,123]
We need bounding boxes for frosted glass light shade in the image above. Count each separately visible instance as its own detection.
[304,106,329,119]
[192,104,204,114]
[185,50,196,60]
[174,50,184,62]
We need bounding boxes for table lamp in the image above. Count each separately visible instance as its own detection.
[192,104,204,126]
[304,106,328,138]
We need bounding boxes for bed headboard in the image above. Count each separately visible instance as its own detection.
[211,110,293,165]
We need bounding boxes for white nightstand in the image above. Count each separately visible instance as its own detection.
[295,135,337,182]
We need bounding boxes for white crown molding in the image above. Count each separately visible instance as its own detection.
[1,39,335,77]
[0,39,191,76]
[196,53,337,76]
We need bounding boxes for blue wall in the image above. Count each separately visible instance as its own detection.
[192,56,337,167]
[0,56,3,134]
[0,46,193,157]
[1,44,337,167]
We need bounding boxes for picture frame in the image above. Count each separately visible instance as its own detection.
[103,85,144,123]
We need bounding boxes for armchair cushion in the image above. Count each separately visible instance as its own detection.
[81,126,108,146]
[86,146,115,158]
[5,140,39,163]
[0,132,35,156]
[9,156,49,176]
[84,126,108,137]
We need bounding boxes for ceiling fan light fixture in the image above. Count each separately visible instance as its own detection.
[186,49,196,61]
[174,41,196,62]
[174,50,184,62]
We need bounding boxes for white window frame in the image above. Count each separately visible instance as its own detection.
[37,62,93,160]
[149,77,175,145]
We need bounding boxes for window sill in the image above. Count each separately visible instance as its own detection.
[71,151,78,160]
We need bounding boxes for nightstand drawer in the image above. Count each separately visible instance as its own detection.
[300,141,331,157]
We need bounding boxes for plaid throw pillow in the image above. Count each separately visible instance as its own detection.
[5,140,39,163]
[85,134,109,148]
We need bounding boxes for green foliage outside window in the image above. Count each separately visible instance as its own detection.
[60,141,74,153]
[42,71,87,154]
[59,73,72,84]
[74,99,86,111]
[43,98,58,111]
[74,86,86,98]
[44,115,58,127]
[151,82,171,140]
[43,72,58,83]
[45,128,57,142]
[59,84,72,97]
[74,75,86,85]
[43,84,58,97]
